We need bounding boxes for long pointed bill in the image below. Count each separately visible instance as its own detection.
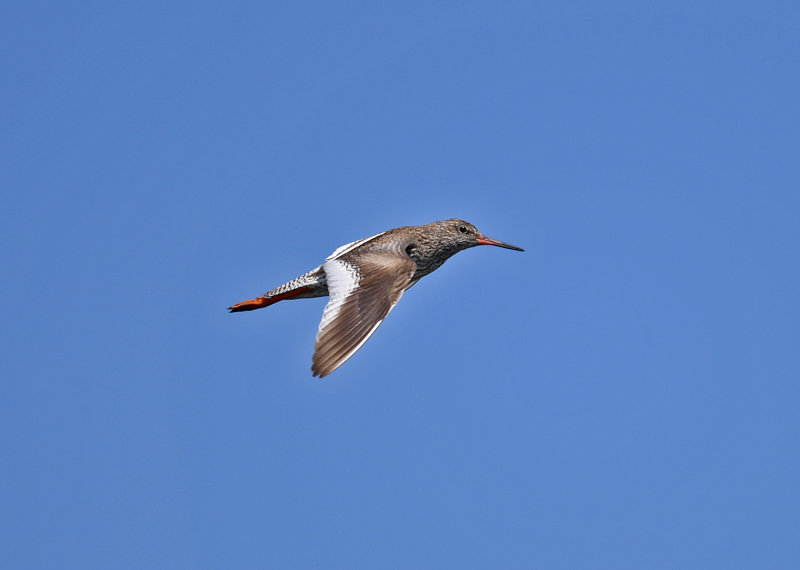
[476,234,524,251]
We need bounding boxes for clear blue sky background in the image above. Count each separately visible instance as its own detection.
[2,2,799,568]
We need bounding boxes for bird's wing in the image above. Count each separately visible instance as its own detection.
[325,231,388,260]
[312,241,416,377]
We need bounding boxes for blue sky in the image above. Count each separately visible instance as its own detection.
[2,2,799,568]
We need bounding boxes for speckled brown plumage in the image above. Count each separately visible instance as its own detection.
[229,219,523,377]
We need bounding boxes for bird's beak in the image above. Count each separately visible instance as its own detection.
[476,234,524,251]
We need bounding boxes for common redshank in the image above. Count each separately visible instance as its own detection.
[229,219,523,377]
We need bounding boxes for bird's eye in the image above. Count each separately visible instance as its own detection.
[458,226,468,234]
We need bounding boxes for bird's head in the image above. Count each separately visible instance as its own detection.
[441,219,524,252]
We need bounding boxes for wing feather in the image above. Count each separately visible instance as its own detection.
[311,242,416,377]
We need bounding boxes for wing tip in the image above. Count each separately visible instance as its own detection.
[311,365,329,379]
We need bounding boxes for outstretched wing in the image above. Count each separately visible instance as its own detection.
[312,242,416,378]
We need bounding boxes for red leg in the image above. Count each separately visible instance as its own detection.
[228,287,311,312]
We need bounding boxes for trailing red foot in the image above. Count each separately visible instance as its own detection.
[228,287,311,312]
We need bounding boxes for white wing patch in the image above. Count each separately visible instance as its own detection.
[326,231,387,261]
[318,259,360,331]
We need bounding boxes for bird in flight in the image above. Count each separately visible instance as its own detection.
[229,219,523,377]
